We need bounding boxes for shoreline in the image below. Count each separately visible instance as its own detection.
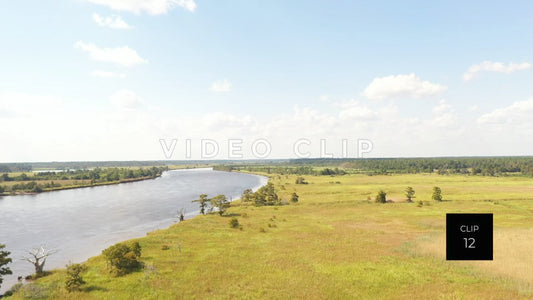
[0,176,161,197]
[0,169,268,295]
[0,166,212,197]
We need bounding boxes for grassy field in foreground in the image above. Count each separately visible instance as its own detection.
[8,173,533,299]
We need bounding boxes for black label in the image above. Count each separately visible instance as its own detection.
[446,213,493,260]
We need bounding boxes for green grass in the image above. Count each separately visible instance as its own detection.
[8,173,533,299]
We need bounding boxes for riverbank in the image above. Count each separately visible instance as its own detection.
[4,172,532,298]
[0,168,266,295]
[0,176,160,196]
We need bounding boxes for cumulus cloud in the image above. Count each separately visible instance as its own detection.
[463,61,531,81]
[431,100,457,127]
[92,13,132,29]
[86,0,196,15]
[75,41,147,67]
[338,101,376,120]
[210,79,232,92]
[91,70,126,78]
[477,98,533,125]
[110,90,144,109]
[363,73,447,100]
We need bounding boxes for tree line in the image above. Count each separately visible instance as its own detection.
[0,166,168,194]
[214,157,533,177]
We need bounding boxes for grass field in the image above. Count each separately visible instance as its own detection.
[6,173,533,299]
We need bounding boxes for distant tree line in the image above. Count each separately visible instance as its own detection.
[0,166,167,194]
[215,157,533,177]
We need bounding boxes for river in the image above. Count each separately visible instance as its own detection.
[0,168,267,293]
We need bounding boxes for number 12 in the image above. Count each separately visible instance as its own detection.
[463,237,475,248]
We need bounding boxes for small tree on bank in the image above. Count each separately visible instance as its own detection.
[102,241,142,276]
[0,244,12,289]
[193,194,209,215]
[65,263,87,292]
[432,186,443,201]
[23,246,57,275]
[241,189,253,203]
[405,186,415,202]
[210,195,230,216]
[375,190,387,203]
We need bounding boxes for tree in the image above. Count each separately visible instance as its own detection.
[241,189,254,202]
[432,186,442,201]
[0,244,12,289]
[375,190,387,203]
[65,263,87,292]
[290,192,299,203]
[102,241,142,276]
[405,186,415,202]
[210,195,230,216]
[23,246,57,275]
[192,194,209,215]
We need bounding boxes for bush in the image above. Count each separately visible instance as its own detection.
[375,190,387,203]
[65,263,87,292]
[102,241,142,276]
[295,177,308,184]
[290,192,299,203]
[229,218,240,228]
[432,186,443,201]
[4,283,23,296]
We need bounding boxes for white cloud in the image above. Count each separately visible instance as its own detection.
[86,0,196,15]
[91,70,126,78]
[338,100,376,120]
[210,79,232,92]
[75,41,147,67]
[463,61,531,81]
[110,90,144,109]
[477,98,533,125]
[431,100,457,127]
[364,73,447,100]
[92,13,132,29]
[203,112,254,130]
[0,92,63,118]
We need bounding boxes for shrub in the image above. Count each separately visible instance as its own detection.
[375,190,387,203]
[295,177,308,184]
[290,192,299,203]
[4,283,23,296]
[229,218,240,228]
[102,241,142,276]
[432,186,443,201]
[65,263,87,292]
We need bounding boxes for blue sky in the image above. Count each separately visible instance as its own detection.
[1,1,533,161]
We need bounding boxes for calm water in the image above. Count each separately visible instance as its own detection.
[0,168,267,292]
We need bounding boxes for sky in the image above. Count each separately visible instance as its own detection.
[1,0,533,162]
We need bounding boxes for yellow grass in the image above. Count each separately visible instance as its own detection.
[7,173,533,299]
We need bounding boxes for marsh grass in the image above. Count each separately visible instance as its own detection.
[8,173,533,299]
